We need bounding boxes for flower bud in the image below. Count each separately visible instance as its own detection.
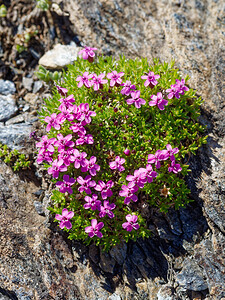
[114,107,118,112]
[124,148,130,156]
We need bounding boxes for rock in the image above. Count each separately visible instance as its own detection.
[89,244,100,264]
[157,285,174,300]
[33,201,45,216]
[108,293,121,300]
[22,77,33,91]
[32,81,43,94]
[109,241,127,265]
[0,95,17,122]
[176,258,208,291]
[39,44,81,70]
[0,123,32,150]
[99,250,116,274]
[24,93,38,106]
[0,80,16,95]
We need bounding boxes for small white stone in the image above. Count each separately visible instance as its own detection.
[39,44,81,69]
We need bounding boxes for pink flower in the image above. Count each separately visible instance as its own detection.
[56,175,76,194]
[166,144,179,161]
[95,180,114,199]
[44,113,62,132]
[48,159,67,178]
[36,135,56,152]
[126,90,146,108]
[36,148,53,164]
[76,134,94,146]
[81,156,100,176]
[77,175,96,194]
[126,168,147,188]
[119,182,139,205]
[122,214,139,232]
[166,79,189,99]
[124,148,131,156]
[149,92,168,110]
[107,71,124,87]
[54,134,75,153]
[79,46,98,63]
[56,85,68,97]
[141,71,160,88]
[55,208,74,229]
[84,194,101,211]
[73,149,87,169]
[147,150,169,169]
[175,79,189,95]
[99,201,116,218]
[168,160,182,173]
[145,164,158,183]
[76,72,93,88]
[76,103,96,126]
[58,148,76,167]
[69,122,86,136]
[58,94,75,111]
[58,106,75,122]
[121,81,136,96]
[85,219,104,238]
[109,156,125,172]
[90,73,108,91]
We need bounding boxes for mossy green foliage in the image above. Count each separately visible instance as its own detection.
[0,143,31,171]
[40,55,207,251]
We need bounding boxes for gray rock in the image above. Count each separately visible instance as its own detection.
[109,241,127,265]
[33,201,45,216]
[39,44,81,69]
[0,80,16,95]
[22,77,33,91]
[176,258,208,291]
[32,81,43,93]
[89,244,100,264]
[99,250,116,274]
[157,285,175,300]
[0,95,17,122]
[0,123,32,150]
[108,293,121,300]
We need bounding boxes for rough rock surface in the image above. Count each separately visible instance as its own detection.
[0,80,16,95]
[0,95,17,122]
[38,43,81,69]
[0,0,225,299]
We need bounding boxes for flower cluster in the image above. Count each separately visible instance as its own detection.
[35,49,204,251]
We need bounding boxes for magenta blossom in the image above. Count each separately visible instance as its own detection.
[54,133,75,153]
[141,71,160,88]
[76,72,93,88]
[109,156,125,172]
[122,214,139,232]
[149,92,168,110]
[84,194,101,211]
[58,148,76,167]
[58,106,75,122]
[99,201,116,218]
[168,160,182,173]
[36,135,56,152]
[121,81,136,96]
[44,113,62,132]
[73,149,87,169]
[166,79,189,99]
[76,103,96,125]
[79,46,98,63]
[77,175,96,194]
[55,208,74,229]
[124,148,131,156]
[145,164,158,183]
[48,159,67,178]
[126,90,146,108]
[166,144,179,161]
[175,79,189,95]
[69,122,86,136]
[56,85,68,97]
[119,182,139,205]
[76,133,94,146]
[126,168,147,188]
[56,175,76,194]
[147,150,169,169]
[90,73,108,91]
[85,219,104,238]
[58,94,75,111]
[95,180,114,199]
[81,156,100,176]
[107,71,124,87]
[36,148,53,164]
